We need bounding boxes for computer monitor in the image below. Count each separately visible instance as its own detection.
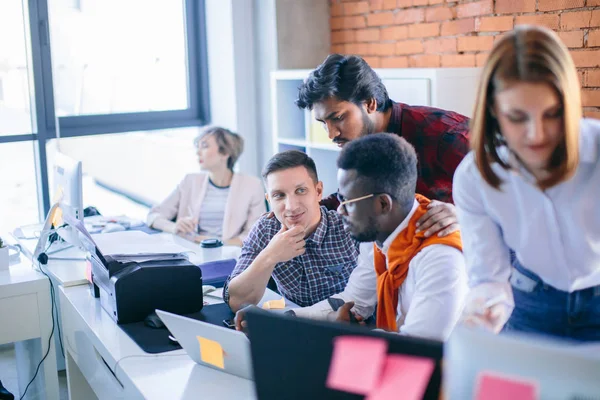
[52,151,83,221]
[31,153,84,260]
[245,309,444,400]
[445,326,600,399]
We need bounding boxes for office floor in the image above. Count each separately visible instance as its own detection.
[0,344,68,400]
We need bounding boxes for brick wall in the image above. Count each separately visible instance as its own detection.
[330,0,600,118]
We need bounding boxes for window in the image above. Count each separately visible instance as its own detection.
[0,0,209,230]
[49,0,189,117]
[45,127,201,222]
[0,0,35,136]
[46,0,209,137]
[0,142,40,231]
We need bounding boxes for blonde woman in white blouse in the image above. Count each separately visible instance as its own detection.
[454,25,600,341]
[147,127,266,246]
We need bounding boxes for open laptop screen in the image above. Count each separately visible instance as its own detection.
[245,309,443,400]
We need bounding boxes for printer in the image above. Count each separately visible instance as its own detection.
[89,251,204,324]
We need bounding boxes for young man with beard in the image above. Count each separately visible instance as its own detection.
[334,134,467,339]
[297,54,470,238]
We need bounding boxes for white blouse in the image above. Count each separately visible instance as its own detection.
[453,118,600,295]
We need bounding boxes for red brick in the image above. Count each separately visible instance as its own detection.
[381,56,409,67]
[409,22,440,38]
[331,30,356,44]
[457,0,493,18]
[424,37,457,53]
[441,18,476,36]
[395,39,425,55]
[331,44,346,54]
[368,42,397,55]
[331,2,344,16]
[578,70,585,86]
[395,9,425,24]
[582,90,600,107]
[369,0,384,11]
[356,28,381,42]
[441,54,476,67]
[426,6,455,22]
[381,26,409,40]
[571,50,600,67]
[331,16,367,30]
[586,70,600,87]
[495,0,535,14]
[397,0,412,7]
[588,0,600,5]
[429,0,444,4]
[367,12,395,26]
[457,36,495,52]
[582,30,600,47]
[413,0,429,5]
[593,10,600,26]
[515,14,560,30]
[345,43,370,55]
[584,110,600,120]
[409,54,441,67]
[363,56,382,67]
[476,16,513,32]
[558,31,584,48]
[538,0,584,11]
[344,1,370,15]
[560,11,592,30]
[382,0,397,9]
[476,52,489,66]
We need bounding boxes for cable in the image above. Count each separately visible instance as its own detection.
[19,245,56,400]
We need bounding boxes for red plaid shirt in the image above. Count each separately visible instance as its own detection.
[321,102,470,210]
[388,101,470,204]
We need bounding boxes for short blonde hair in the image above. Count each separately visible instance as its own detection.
[194,127,244,170]
[470,25,581,190]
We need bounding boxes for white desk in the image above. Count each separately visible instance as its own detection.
[0,260,60,400]
[59,285,289,399]
[15,230,248,399]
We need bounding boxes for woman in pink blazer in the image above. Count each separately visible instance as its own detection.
[147,127,266,246]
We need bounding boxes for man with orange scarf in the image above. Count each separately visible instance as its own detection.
[336,133,468,340]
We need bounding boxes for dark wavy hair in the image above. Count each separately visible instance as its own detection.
[296,54,392,112]
[337,133,417,209]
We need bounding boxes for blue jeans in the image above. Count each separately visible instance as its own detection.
[503,259,600,342]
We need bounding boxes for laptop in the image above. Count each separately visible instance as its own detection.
[155,309,253,380]
[445,326,600,399]
[245,308,444,400]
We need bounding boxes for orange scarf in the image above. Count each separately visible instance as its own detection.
[375,195,463,332]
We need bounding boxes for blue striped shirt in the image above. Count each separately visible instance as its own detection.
[223,206,359,307]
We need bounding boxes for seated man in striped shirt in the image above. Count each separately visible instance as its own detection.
[224,150,360,312]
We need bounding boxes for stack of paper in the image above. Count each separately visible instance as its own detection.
[92,231,194,259]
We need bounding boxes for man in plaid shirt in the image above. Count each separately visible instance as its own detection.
[297,54,470,238]
[224,151,360,311]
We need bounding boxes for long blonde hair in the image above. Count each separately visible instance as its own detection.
[470,25,581,189]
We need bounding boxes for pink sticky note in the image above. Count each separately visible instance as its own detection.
[326,336,388,395]
[366,354,435,400]
[475,372,538,400]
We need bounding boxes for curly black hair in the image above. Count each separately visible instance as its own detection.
[337,133,417,208]
[296,54,392,112]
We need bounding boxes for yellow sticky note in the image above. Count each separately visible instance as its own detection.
[262,297,286,310]
[196,336,225,369]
